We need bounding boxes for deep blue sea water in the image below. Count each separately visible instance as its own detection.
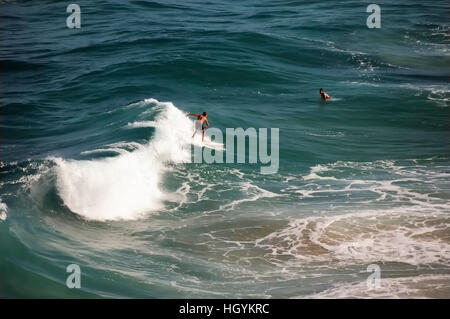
[0,0,449,298]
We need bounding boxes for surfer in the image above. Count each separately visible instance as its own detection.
[320,88,331,100]
[186,112,209,142]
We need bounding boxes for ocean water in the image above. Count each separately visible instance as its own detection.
[0,0,449,298]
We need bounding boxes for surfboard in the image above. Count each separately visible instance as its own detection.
[192,135,225,151]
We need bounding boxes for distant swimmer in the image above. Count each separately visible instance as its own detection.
[186,112,209,142]
[320,88,331,100]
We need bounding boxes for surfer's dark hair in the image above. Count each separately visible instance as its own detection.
[203,112,207,116]
[319,88,323,92]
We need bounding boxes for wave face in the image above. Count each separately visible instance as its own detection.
[54,99,193,221]
[1,0,449,298]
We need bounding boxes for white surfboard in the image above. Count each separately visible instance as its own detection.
[192,134,225,151]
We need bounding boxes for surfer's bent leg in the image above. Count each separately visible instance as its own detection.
[202,126,205,142]
[193,120,201,138]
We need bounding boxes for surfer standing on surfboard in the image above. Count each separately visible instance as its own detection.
[186,112,209,142]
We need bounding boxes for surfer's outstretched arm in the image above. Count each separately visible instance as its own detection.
[186,113,200,117]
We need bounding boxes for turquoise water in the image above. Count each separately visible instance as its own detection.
[1,0,449,298]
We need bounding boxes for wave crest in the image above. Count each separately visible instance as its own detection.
[54,99,194,221]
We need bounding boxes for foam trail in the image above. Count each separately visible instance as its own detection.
[80,148,129,156]
[54,99,195,221]
[126,121,157,128]
[80,142,143,156]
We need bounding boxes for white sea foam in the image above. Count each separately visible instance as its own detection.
[297,159,450,210]
[218,182,281,212]
[303,274,450,299]
[54,99,205,221]
[126,121,158,128]
[302,164,337,181]
[80,148,129,156]
[255,210,450,267]
[259,159,450,267]
[80,142,142,156]
[307,131,345,137]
